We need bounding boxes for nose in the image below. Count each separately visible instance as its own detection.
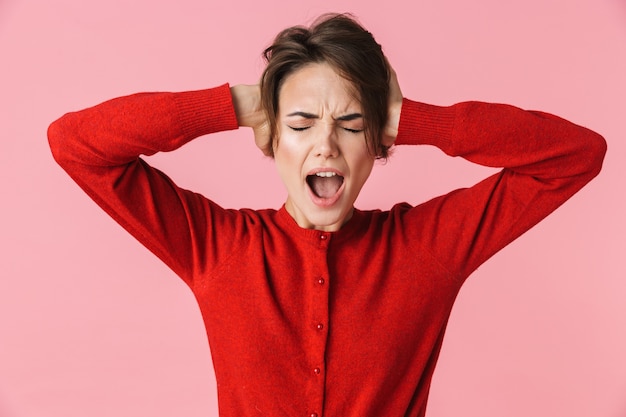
[313,126,339,159]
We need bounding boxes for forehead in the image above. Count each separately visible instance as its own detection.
[278,62,361,114]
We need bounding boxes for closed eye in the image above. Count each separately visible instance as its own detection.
[289,126,310,132]
[343,128,363,133]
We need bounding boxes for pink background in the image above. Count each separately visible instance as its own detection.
[1,0,625,416]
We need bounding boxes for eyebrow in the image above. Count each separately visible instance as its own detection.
[286,111,363,121]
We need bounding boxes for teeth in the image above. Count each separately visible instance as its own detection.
[315,172,336,177]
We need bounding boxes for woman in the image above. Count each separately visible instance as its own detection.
[48,13,606,417]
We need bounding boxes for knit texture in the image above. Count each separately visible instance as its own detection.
[49,84,606,417]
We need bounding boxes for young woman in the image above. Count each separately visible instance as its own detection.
[48,13,606,417]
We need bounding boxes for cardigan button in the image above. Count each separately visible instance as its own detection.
[316,323,324,330]
[319,234,327,240]
[310,413,318,417]
[313,367,321,375]
[317,277,325,285]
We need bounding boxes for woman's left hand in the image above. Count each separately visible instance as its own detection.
[383,65,403,148]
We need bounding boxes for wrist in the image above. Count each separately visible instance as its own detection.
[383,99,403,145]
[230,84,262,128]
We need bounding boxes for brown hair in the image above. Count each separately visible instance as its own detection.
[260,13,391,159]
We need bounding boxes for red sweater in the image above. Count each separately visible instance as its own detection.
[48,84,606,417]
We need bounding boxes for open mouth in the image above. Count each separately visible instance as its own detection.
[306,171,345,199]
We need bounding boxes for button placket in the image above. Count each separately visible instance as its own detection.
[307,233,330,417]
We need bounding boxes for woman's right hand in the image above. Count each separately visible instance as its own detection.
[230,84,272,156]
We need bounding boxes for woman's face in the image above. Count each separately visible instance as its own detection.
[274,62,376,232]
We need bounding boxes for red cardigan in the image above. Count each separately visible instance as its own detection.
[48,84,605,417]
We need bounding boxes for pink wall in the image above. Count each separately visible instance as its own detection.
[1,0,625,416]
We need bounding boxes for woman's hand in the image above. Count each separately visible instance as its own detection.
[383,65,403,148]
[230,84,272,156]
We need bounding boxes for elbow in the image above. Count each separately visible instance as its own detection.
[47,113,75,168]
[583,131,607,180]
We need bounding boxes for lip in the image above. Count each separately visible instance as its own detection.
[306,167,346,207]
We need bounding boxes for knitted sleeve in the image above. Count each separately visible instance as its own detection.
[394,98,607,280]
[48,84,241,285]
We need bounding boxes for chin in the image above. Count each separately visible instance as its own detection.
[285,192,355,232]
[305,207,352,231]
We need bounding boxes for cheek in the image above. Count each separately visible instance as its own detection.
[345,145,375,182]
[275,129,311,159]
[354,160,374,185]
[274,136,291,162]
[274,137,303,180]
[344,161,373,195]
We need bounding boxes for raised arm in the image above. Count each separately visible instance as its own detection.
[48,84,240,284]
[392,97,607,280]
